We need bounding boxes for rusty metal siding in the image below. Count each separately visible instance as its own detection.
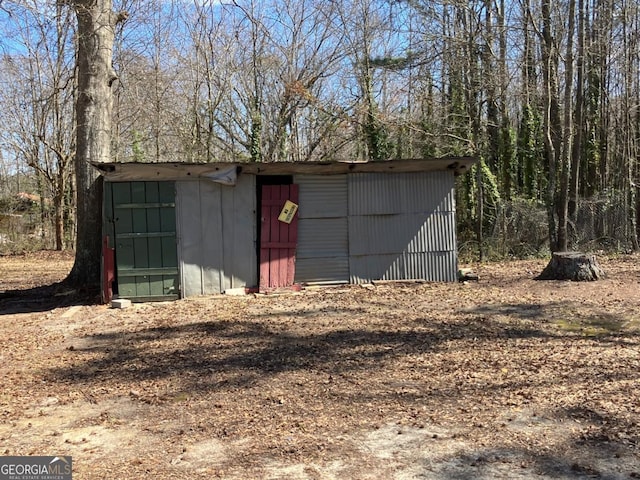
[348,171,457,283]
[293,174,349,284]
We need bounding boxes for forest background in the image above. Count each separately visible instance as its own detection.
[0,0,638,262]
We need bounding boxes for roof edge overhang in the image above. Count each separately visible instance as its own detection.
[92,157,477,182]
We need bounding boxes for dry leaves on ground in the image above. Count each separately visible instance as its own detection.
[0,252,639,479]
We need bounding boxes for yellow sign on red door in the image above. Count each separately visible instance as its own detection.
[278,200,298,224]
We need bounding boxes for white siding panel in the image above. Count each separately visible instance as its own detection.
[178,177,256,296]
[221,175,257,291]
[176,181,206,297]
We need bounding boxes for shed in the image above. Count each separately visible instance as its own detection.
[95,157,476,302]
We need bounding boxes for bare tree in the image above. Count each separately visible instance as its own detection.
[568,0,586,234]
[539,0,562,251]
[337,0,394,161]
[63,0,127,288]
[4,0,640,260]
[168,0,348,163]
[557,0,576,252]
[0,1,76,250]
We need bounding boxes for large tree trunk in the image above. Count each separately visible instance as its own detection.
[65,0,126,288]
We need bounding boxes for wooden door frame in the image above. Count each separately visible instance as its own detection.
[257,178,299,290]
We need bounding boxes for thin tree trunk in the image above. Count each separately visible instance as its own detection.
[541,0,560,251]
[557,0,576,252]
[36,171,47,244]
[635,6,640,249]
[597,0,613,192]
[569,0,585,231]
[622,0,639,250]
[497,0,512,200]
[54,175,65,250]
[519,0,539,198]
[483,1,499,177]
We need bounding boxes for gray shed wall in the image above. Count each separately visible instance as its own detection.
[176,176,256,296]
[171,169,457,296]
[293,170,458,285]
[294,174,350,284]
[347,171,457,282]
[103,160,468,300]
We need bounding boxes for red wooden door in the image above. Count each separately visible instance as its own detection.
[260,185,299,290]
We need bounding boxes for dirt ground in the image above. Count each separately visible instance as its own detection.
[0,251,639,479]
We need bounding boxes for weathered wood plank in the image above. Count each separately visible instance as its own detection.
[95,157,477,181]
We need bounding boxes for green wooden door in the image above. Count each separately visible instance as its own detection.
[111,181,179,301]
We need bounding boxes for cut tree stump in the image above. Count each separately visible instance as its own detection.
[537,252,605,281]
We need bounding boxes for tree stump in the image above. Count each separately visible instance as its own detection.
[537,252,605,281]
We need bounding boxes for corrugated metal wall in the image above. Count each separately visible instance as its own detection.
[293,170,458,285]
[348,171,458,283]
[293,174,349,284]
[176,176,256,296]
[348,170,455,215]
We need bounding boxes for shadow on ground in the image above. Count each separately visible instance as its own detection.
[46,300,640,396]
[0,282,99,315]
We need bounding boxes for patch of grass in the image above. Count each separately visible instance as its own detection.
[553,316,626,336]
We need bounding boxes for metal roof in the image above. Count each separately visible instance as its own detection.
[93,157,476,182]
